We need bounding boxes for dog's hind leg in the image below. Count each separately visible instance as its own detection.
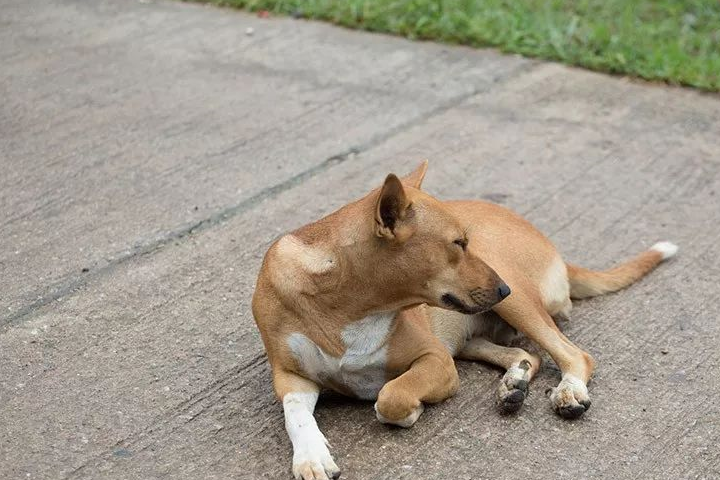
[494,280,595,419]
[458,337,541,413]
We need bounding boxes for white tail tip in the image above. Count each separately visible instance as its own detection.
[651,241,678,260]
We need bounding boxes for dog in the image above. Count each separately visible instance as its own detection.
[251,161,677,480]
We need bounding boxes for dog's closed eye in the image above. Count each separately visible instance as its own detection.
[453,238,468,251]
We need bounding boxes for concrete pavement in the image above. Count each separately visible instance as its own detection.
[1,0,719,479]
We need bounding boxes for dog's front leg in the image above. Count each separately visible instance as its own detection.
[275,371,341,480]
[374,351,459,427]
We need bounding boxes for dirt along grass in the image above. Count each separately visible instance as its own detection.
[200,0,720,91]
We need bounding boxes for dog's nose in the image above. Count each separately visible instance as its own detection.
[498,283,511,300]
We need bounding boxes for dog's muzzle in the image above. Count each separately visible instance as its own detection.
[443,284,511,314]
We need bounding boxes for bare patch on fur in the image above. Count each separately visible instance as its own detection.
[276,235,337,274]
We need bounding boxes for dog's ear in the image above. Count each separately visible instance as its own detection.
[401,159,428,190]
[375,174,413,240]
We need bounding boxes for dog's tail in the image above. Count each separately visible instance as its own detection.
[566,241,678,299]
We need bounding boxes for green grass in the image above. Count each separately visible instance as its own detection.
[198,0,720,91]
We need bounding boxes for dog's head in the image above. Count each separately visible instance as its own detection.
[371,161,510,314]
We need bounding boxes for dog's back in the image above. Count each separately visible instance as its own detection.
[429,198,676,357]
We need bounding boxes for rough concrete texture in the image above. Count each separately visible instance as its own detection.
[1,1,719,479]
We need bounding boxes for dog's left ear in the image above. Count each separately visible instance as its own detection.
[375,174,414,241]
[401,159,428,190]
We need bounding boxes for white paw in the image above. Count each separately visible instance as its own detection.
[292,440,340,480]
[497,360,531,413]
[651,241,678,260]
[549,374,591,419]
[374,402,424,428]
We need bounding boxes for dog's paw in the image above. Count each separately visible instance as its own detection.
[497,360,531,413]
[549,374,591,419]
[375,401,424,428]
[374,385,425,428]
[292,441,341,480]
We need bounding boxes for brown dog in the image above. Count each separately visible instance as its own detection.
[252,161,677,480]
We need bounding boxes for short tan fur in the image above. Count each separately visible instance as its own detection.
[252,161,677,480]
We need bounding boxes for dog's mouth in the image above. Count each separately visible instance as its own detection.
[441,293,492,315]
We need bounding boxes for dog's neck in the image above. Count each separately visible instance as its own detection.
[279,195,422,322]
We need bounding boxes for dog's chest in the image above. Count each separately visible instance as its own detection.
[287,312,396,400]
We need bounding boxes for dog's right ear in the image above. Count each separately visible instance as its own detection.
[375,174,413,241]
[401,159,428,189]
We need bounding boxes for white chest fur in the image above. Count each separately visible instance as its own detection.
[286,312,396,400]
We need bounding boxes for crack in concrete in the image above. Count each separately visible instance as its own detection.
[1,60,539,333]
[64,352,269,479]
